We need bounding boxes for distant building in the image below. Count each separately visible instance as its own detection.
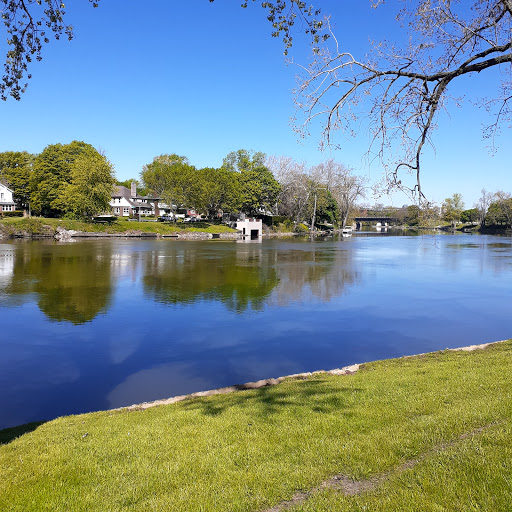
[0,181,16,213]
[110,182,160,217]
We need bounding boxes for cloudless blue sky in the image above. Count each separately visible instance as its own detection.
[0,0,510,207]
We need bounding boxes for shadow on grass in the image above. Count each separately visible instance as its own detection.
[0,421,47,445]
[181,378,362,418]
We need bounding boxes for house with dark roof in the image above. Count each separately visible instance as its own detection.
[110,182,160,217]
[0,181,16,213]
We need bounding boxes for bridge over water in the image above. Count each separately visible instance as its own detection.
[354,217,400,229]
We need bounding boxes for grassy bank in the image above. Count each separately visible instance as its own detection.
[0,216,237,236]
[1,341,511,511]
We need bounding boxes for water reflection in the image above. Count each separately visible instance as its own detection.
[0,240,363,322]
[270,242,361,305]
[142,240,361,312]
[1,241,113,324]
[142,244,279,312]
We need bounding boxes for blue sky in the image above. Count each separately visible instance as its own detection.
[0,0,510,207]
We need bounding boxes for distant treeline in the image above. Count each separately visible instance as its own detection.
[1,143,510,229]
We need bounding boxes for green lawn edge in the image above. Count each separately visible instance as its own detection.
[1,341,511,511]
[0,216,238,236]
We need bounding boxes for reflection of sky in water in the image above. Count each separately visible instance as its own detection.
[0,234,511,429]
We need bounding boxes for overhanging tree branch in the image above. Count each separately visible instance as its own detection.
[1,0,99,100]
[294,0,512,202]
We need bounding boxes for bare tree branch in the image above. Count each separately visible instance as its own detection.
[294,0,512,202]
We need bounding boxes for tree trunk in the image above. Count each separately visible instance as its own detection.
[310,192,317,230]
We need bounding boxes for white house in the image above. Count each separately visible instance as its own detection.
[110,182,160,217]
[0,181,16,213]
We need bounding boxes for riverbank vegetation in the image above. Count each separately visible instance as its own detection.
[1,341,511,511]
[0,147,365,231]
[1,146,511,234]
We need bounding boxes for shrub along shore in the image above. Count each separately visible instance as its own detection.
[1,340,511,511]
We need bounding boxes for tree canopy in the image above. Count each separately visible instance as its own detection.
[442,193,465,226]
[30,141,108,217]
[194,167,241,219]
[267,156,365,228]
[59,150,115,218]
[140,154,196,215]
[486,191,512,227]
[0,151,33,208]
[222,150,282,216]
[0,0,99,100]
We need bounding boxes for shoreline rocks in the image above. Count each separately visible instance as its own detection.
[122,340,505,414]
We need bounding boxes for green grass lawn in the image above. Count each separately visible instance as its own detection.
[0,216,237,235]
[1,342,511,511]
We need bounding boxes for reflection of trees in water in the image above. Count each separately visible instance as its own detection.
[143,245,279,313]
[270,245,361,305]
[2,240,362,320]
[143,242,361,311]
[3,241,113,324]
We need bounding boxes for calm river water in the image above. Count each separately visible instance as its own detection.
[1,232,511,429]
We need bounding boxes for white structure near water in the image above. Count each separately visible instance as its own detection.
[236,218,262,240]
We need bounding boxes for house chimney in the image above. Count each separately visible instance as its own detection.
[131,181,137,198]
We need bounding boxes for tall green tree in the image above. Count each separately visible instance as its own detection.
[0,151,33,209]
[141,154,196,216]
[460,208,479,224]
[58,151,116,218]
[30,141,97,217]
[222,150,281,216]
[239,167,282,216]
[405,205,421,226]
[194,167,241,219]
[311,188,339,226]
[486,192,512,227]
[442,193,465,227]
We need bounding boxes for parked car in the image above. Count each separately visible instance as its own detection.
[184,216,198,222]
[158,214,174,222]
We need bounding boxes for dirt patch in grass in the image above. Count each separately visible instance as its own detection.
[262,421,504,511]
